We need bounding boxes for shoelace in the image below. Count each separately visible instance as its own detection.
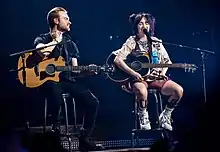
[139,113,150,124]
[162,114,172,124]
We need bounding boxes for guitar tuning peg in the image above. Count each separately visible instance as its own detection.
[193,68,196,73]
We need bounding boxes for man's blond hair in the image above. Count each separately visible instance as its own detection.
[47,7,67,28]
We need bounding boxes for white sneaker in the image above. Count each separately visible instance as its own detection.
[159,111,173,131]
[138,110,151,130]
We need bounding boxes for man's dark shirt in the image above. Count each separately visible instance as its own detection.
[32,32,80,82]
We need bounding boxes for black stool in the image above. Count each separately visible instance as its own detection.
[44,93,77,151]
[131,88,169,148]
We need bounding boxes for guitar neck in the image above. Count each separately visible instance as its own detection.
[56,65,100,72]
[142,63,185,68]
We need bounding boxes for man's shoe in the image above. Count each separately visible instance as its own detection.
[79,136,105,152]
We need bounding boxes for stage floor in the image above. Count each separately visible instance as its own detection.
[73,147,151,152]
[16,125,174,152]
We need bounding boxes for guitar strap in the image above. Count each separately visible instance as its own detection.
[134,36,162,78]
[147,41,153,64]
[62,37,71,66]
[134,39,140,53]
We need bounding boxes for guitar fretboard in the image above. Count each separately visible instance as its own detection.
[142,63,188,68]
[56,65,101,72]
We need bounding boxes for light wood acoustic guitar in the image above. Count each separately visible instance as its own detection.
[17,53,114,88]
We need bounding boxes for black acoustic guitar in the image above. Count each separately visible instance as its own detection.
[105,52,198,83]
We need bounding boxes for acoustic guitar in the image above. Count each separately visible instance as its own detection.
[105,52,198,83]
[17,53,114,88]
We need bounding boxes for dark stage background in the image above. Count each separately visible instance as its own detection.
[0,0,219,150]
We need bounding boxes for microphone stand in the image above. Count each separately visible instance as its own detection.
[9,40,71,57]
[152,39,214,103]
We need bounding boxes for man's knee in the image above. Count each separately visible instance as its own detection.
[81,91,99,106]
[90,93,100,106]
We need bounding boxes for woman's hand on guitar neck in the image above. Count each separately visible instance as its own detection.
[132,72,144,81]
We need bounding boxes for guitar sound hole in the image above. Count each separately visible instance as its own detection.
[46,64,56,75]
[131,61,142,71]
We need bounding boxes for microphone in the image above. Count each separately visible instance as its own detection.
[143,28,153,43]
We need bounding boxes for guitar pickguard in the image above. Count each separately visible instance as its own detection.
[105,53,151,82]
[17,54,65,88]
[39,71,55,80]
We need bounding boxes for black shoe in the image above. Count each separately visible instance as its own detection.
[95,143,105,151]
[51,123,61,133]
[79,136,105,152]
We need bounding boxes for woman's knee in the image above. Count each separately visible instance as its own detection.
[174,85,184,100]
[162,80,184,99]
[133,83,148,101]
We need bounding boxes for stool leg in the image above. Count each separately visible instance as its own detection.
[63,97,71,151]
[157,92,166,139]
[57,106,62,130]
[158,92,163,113]
[63,97,69,134]
[132,97,138,148]
[44,98,47,132]
[153,92,160,129]
[134,99,138,130]
[72,98,77,132]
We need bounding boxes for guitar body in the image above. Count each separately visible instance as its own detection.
[105,52,197,83]
[18,53,65,88]
[105,52,151,83]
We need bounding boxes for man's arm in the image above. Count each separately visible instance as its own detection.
[71,57,99,76]
[36,40,58,56]
[35,32,62,56]
[72,58,78,66]
[69,41,82,73]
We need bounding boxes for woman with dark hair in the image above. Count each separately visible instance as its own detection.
[113,12,183,131]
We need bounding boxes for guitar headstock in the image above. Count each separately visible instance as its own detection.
[183,63,198,73]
